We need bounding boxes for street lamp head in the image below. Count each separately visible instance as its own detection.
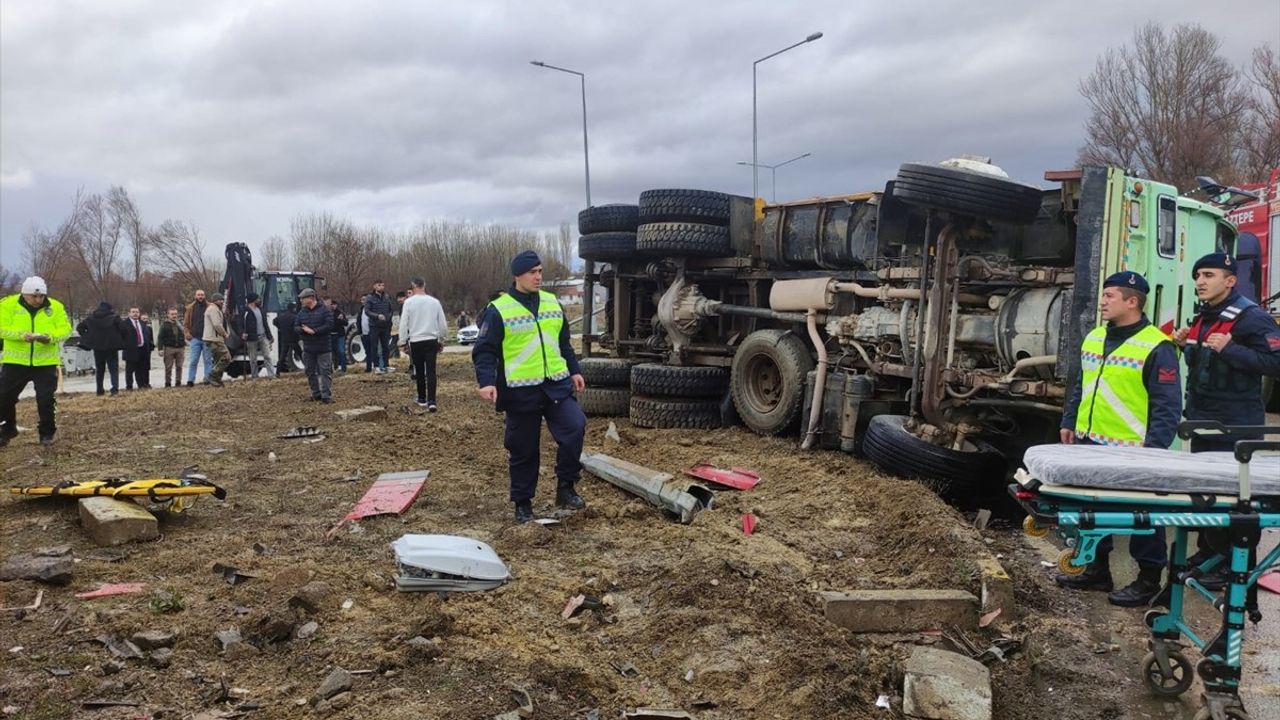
[530,60,546,67]
[806,32,823,42]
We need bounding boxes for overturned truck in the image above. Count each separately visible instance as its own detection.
[577,160,1234,499]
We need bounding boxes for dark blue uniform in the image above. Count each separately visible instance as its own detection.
[473,285,585,503]
[1060,315,1182,569]
[1183,290,1280,452]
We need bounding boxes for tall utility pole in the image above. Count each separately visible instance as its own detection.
[531,60,595,355]
[753,32,823,200]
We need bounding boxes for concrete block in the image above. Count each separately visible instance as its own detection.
[78,497,159,547]
[335,406,387,422]
[0,548,74,585]
[976,556,1013,615]
[903,646,991,720]
[818,589,978,633]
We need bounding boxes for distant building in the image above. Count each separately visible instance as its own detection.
[544,278,605,306]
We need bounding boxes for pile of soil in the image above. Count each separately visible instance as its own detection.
[0,353,1148,719]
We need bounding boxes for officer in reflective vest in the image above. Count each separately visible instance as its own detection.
[1171,252,1280,589]
[473,250,587,524]
[1055,271,1182,606]
[0,276,73,447]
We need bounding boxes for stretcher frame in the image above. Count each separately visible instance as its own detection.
[1011,421,1280,720]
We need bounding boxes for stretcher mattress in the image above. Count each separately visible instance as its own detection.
[1022,445,1280,497]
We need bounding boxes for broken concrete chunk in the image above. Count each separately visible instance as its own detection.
[129,630,175,650]
[95,635,144,660]
[78,497,159,547]
[902,646,992,720]
[313,667,352,702]
[289,581,332,614]
[147,647,173,669]
[215,629,243,651]
[249,613,295,644]
[295,621,319,640]
[335,406,387,422]
[818,589,978,633]
[0,552,74,585]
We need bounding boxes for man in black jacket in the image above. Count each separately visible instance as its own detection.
[77,302,127,396]
[241,293,276,379]
[363,280,393,373]
[294,288,334,402]
[274,303,301,375]
[121,307,154,390]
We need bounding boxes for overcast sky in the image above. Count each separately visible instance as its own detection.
[2,1,1277,273]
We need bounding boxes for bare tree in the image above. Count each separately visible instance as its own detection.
[108,186,147,282]
[290,212,383,305]
[260,235,292,270]
[150,219,218,294]
[1239,45,1280,180]
[1078,23,1250,189]
[0,265,21,296]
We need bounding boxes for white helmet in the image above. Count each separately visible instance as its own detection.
[21,276,48,295]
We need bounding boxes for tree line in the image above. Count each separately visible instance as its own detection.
[15,186,575,320]
[1078,23,1279,191]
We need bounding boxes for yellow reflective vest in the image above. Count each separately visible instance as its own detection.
[491,291,569,387]
[0,294,72,367]
[1074,323,1169,446]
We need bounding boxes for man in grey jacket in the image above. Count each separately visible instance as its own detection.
[203,293,231,387]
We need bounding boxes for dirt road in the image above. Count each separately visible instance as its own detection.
[0,353,1234,719]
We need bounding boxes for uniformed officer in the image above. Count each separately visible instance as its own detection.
[473,251,587,524]
[0,277,73,447]
[1055,271,1183,606]
[1172,252,1280,588]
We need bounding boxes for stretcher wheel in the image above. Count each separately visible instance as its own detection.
[1057,549,1086,576]
[1140,651,1193,697]
[1022,515,1050,538]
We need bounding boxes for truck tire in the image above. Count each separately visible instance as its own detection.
[579,387,631,416]
[580,358,635,387]
[346,326,366,365]
[578,204,639,235]
[637,222,732,258]
[862,415,1006,497]
[631,363,728,398]
[639,189,733,226]
[891,163,1043,224]
[730,329,815,435]
[629,396,722,429]
[578,232,637,261]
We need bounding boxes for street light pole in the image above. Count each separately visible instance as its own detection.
[531,59,595,355]
[737,152,812,202]
[752,32,822,200]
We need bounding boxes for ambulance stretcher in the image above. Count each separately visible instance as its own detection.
[1011,421,1280,720]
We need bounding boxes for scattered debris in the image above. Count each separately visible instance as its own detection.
[295,621,319,640]
[0,589,43,612]
[581,453,714,524]
[208,448,228,454]
[532,517,560,526]
[211,563,256,586]
[405,635,441,659]
[1260,570,1280,594]
[978,608,1001,628]
[148,646,174,668]
[78,497,159,546]
[623,709,694,719]
[683,669,694,682]
[95,634,144,659]
[685,463,761,490]
[605,421,622,444]
[973,509,992,531]
[562,593,603,620]
[392,534,509,593]
[741,513,758,535]
[313,667,352,703]
[509,686,534,718]
[131,630,176,650]
[1,547,74,585]
[875,694,891,710]
[288,581,332,614]
[944,626,1022,666]
[902,645,992,720]
[215,629,244,651]
[612,660,640,678]
[45,667,72,677]
[267,451,278,463]
[328,470,429,537]
[334,405,388,422]
[279,426,323,439]
[252,542,273,556]
[75,582,147,599]
[341,599,354,610]
[81,699,141,709]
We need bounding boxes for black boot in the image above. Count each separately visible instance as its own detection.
[514,501,534,524]
[1054,559,1113,592]
[556,485,586,510]
[1196,565,1229,591]
[1109,566,1163,607]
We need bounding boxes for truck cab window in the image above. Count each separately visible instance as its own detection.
[1157,196,1176,257]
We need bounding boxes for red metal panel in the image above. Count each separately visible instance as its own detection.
[343,470,429,522]
[684,463,760,490]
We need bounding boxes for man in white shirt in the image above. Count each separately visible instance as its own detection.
[398,277,448,410]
